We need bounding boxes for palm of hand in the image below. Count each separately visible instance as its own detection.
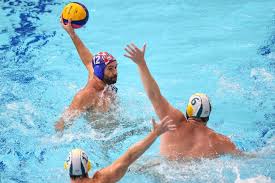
[124,43,146,64]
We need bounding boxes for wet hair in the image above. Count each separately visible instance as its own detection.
[201,117,209,123]
[70,173,88,180]
[186,113,209,123]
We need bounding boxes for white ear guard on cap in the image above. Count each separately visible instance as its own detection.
[64,148,92,176]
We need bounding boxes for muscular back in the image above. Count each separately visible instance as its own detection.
[160,120,239,159]
[147,93,239,159]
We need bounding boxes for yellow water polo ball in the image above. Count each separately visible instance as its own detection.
[61,2,89,29]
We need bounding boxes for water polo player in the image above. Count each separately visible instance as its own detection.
[124,43,242,159]
[55,18,118,131]
[64,117,176,183]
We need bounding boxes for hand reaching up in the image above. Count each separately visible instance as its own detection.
[124,43,147,66]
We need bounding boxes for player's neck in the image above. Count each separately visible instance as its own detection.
[90,76,106,91]
[188,118,207,127]
[70,177,90,183]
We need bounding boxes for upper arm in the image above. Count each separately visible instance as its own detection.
[151,95,187,123]
[69,90,91,110]
[85,62,94,80]
[64,90,92,120]
[95,161,128,183]
[55,91,88,131]
[72,34,94,73]
[213,135,241,155]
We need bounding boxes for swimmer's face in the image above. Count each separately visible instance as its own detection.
[103,61,118,85]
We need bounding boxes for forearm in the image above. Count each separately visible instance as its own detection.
[68,31,93,68]
[99,116,173,183]
[55,109,80,131]
[99,131,158,183]
[137,62,162,100]
[121,130,158,165]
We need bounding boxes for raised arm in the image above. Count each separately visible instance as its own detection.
[94,116,176,183]
[124,43,186,122]
[60,18,94,78]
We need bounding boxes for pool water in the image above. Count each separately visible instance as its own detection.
[0,0,274,182]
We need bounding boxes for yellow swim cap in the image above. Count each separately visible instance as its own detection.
[64,149,92,176]
[186,93,212,119]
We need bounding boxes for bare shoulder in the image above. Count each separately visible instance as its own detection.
[208,130,238,154]
[91,170,106,183]
[75,87,96,99]
[91,168,117,183]
[70,87,96,109]
[171,107,187,123]
[160,100,186,123]
[208,130,232,144]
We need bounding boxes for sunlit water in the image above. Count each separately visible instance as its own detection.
[0,0,274,182]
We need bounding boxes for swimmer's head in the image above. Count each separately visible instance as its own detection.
[92,52,117,85]
[186,93,212,123]
[64,149,92,179]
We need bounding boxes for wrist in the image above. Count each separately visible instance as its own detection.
[68,31,76,38]
[138,60,146,68]
[151,129,160,137]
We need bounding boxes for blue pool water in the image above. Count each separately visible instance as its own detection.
[0,0,274,182]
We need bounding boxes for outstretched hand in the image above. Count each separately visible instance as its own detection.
[152,116,176,136]
[60,17,75,35]
[124,43,146,65]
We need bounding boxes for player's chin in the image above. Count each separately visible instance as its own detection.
[111,78,117,84]
[104,77,117,85]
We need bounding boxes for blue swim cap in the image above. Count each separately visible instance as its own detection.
[92,52,116,80]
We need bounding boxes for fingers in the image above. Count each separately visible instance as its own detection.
[151,118,156,127]
[124,43,146,63]
[126,43,143,54]
[160,115,169,122]
[151,116,176,135]
[160,116,172,128]
[60,16,66,27]
[142,43,146,54]
[127,44,136,53]
[160,116,175,132]
[160,115,170,125]
[167,124,177,131]
[124,43,139,59]
[163,119,173,128]
[124,46,134,55]
[131,43,140,52]
[68,19,72,26]
[60,16,72,27]
[123,54,132,58]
